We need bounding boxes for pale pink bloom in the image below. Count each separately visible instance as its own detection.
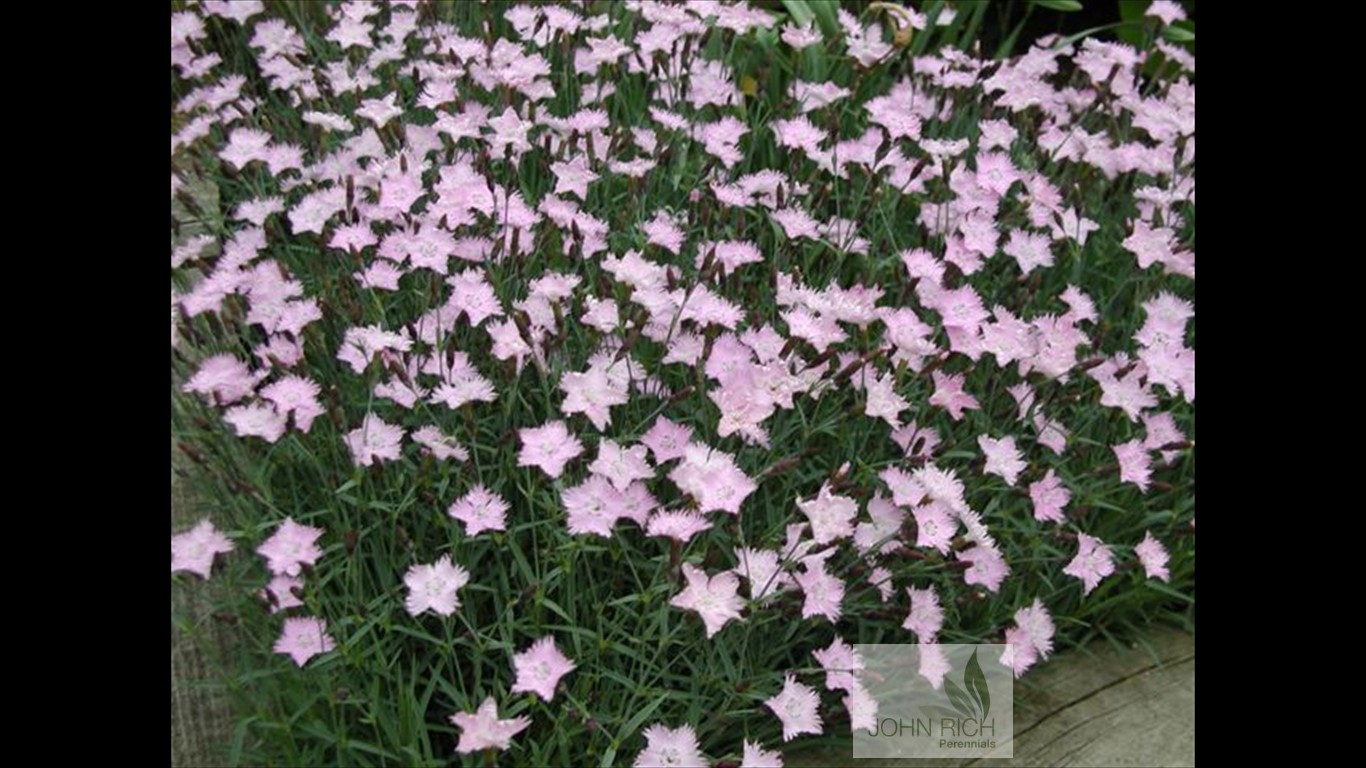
[903,586,944,643]
[959,544,1010,593]
[796,484,858,545]
[634,724,708,768]
[274,616,335,667]
[781,20,823,49]
[223,403,288,443]
[844,681,879,733]
[184,354,257,405]
[733,547,791,602]
[345,414,405,467]
[260,376,325,432]
[1003,229,1055,274]
[356,93,403,128]
[867,566,894,602]
[257,518,324,577]
[1113,439,1154,491]
[978,435,1026,486]
[864,372,910,428]
[913,502,955,554]
[812,637,863,693]
[929,371,980,420]
[772,207,821,240]
[742,739,784,768]
[1029,470,1071,524]
[765,674,822,742]
[411,426,470,462]
[667,444,757,515]
[404,555,471,617]
[853,493,904,556]
[262,573,304,613]
[551,155,598,200]
[1146,0,1187,24]
[646,511,713,543]
[518,420,584,479]
[914,464,969,515]
[511,636,576,702]
[641,417,695,463]
[560,365,629,431]
[671,563,745,638]
[1134,531,1171,582]
[591,440,655,491]
[1015,598,1056,661]
[171,519,234,579]
[1001,626,1040,678]
[642,212,686,255]
[337,325,412,374]
[770,114,819,153]
[917,642,951,689]
[562,474,622,537]
[793,561,844,623]
[1064,533,1116,595]
[975,152,1020,197]
[450,697,531,754]
[448,485,510,537]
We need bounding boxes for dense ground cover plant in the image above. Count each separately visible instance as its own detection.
[170,1,1195,765]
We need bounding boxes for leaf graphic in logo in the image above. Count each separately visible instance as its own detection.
[943,677,977,720]
[964,648,991,721]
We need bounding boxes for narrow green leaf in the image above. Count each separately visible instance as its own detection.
[1162,23,1195,42]
[964,648,991,721]
[1033,0,1085,11]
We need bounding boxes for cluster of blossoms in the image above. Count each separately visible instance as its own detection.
[172,0,1193,764]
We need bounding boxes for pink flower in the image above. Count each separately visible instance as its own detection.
[1113,439,1154,491]
[1001,626,1039,678]
[590,440,655,491]
[262,573,303,613]
[793,562,845,623]
[518,420,585,479]
[274,616,335,667]
[667,444,757,515]
[1015,598,1056,660]
[260,376,325,432]
[645,511,714,543]
[742,739,784,768]
[560,365,629,431]
[448,485,510,537]
[562,474,623,537]
[641,417,695,464]
[1134,531,1171,582]
[634,724,708,768]
[450,697,531,755]
[403,555,471,617]
[765,674,822,742]
[223,403,288,443]
[345,414,405,467]
[903,586,944,643]
[959,544,1010,593]
[511,636,576,702]
[1029,470,1070,524]
[412,426,470,462]
[812,637,863,693]
[671,563,746,638]
[257,518,324,577]
[978,435,1026,486]
[796,484,858,545]
[929,371,980,420]
[918,643,951,689]
[733,547,791,603]
[913,503,955,554]
[184,354,257,405]
[171,519,234,579]
[1064,533,1116,595]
